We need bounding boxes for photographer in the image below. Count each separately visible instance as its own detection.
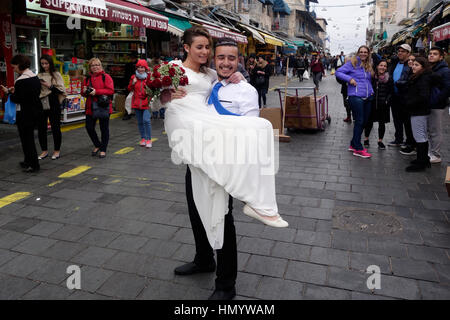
[81,58,114,158]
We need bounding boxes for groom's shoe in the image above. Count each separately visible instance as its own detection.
[174,261,216,276]
[243,205,288,228]
[208,287,236,300]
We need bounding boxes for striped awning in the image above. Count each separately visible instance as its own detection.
[259,32,284,46]
[239,23,266,43]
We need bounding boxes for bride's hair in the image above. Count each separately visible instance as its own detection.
[182,26,212,74]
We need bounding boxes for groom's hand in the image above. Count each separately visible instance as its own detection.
[227,72,245,84]
[160,88,187,104]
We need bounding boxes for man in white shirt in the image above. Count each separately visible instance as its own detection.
[173,38,259,301]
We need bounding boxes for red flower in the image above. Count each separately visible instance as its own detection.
[152,78,162,88]
[163,61,169,65]
[181,76,189,86]
[162,76,172,87]
[153,65,160,72]
[180,67,185,73]
[168,68,176,76]
[147,80,153,89]
[153,71,161,78]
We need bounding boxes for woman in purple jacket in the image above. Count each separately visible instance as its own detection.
[336,46,374,158]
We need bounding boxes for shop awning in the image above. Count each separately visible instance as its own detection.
[273,0,291,15]
[427,3,443,24]
[158,13,192,37]
[443,3,450,18]
[40,0,168,31]
[293,39,305,46]
[432,22,450,42]
[201,24,248,44]
[238,24,266,43]
[258,0,275,4]
[259,32,284,46]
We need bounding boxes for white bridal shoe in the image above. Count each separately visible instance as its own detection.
[243,205,288,228]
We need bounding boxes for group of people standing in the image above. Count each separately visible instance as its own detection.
[335,44,449,172]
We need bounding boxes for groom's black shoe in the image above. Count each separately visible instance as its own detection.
[208,287,236,300]
[174,261,216,276]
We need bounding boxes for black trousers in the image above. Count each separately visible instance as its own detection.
[85,114,110,152]
[391,95,416,146]
[38,106,62,151]
[185,166,237,291]
[16,112,39,170]
[257,87,267,108]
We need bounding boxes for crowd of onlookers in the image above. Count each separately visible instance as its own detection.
[335,43,449,172]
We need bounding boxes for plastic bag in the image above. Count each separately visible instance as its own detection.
[331,68,336,75]
[125,91,133,115]
[3,96,16,124]
[303,70,310,80]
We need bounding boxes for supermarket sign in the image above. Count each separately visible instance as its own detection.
[202,24,248,44]
[39,0,168,31]
[432,22,450,42]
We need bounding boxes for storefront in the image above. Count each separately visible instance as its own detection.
[19,0,168,123]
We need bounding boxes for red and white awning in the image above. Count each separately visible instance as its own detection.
[40,0,168,31]
[202,24,248,44]
[432,22,450,42]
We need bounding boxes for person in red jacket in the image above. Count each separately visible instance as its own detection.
[82,58,114,158]
[310,54,325,92]
[127,59,152,148]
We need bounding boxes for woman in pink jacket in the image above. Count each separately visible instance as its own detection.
[127,59,152,148]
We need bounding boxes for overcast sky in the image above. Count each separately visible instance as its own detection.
[312,0,370,55]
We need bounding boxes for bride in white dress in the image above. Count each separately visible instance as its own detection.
[163,26,288,250]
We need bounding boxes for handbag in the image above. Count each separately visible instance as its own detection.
[125,91,133,114]
[255,75,265,86]
[41,95,50,110]
[3,95,16,124]
[92,101,109,119]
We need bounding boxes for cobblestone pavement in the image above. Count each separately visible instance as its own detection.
[0,74,449,300]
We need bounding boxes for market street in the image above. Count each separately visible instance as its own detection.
[0,75,449,300]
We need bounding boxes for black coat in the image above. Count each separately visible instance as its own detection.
[430,60,450,109]
[10,76,43,125]
[253,62,271,90]
[370,75,394,123]
[405,71,432,116]
[388,58,410,97]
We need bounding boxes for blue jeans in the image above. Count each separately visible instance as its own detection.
[348,96,372,151]
[135,109,151,140]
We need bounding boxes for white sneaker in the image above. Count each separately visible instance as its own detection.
[145,140,152,148]
[429,155,442,163]
[243,204,288,228]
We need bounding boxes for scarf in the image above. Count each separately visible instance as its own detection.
[257,59,268,69]
[377,72,389,84]
[135,70,148,80]
[38,71,67,103]
[15,69,35,83]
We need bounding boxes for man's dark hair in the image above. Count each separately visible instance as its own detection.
[430,46,445,57]
[215,37,238,49]
[11,54,31,71]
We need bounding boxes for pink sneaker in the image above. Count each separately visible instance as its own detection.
[348,146,368,152]
[353,149,372,158]
[145,140,152,148]
[139,138,146,147]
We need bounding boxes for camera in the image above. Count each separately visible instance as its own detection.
[85,86,94,95]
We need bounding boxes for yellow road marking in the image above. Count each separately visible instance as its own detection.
[114,147,134,154]
[58,165,91,178]
[60,112,124,133]
[162,131,166,135]
[151,138,158,142]
[110,179,121,184]
[0,192,32,208]
[48,180,63,187]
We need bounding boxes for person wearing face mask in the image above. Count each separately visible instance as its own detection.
[37,54,66,160]
[1,55,43,172]
[336,45,374,158]
[363,60,394,150]
[128,59,152,148]
[427,46,450,164]
[388,44,416,156]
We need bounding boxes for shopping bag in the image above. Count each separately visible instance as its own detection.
[125,91,133,115]
[331,68,336,75]
[303,70,310,80]
[3,96,16,124]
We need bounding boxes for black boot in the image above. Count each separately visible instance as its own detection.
[406,142,430,172]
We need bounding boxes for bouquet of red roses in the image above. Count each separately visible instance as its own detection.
[145,61,188,98]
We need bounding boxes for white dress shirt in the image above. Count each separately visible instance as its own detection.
[210,79,260,117]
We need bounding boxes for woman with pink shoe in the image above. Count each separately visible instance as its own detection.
[336,46,375,158]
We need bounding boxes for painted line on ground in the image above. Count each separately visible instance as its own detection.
[61,112,125,133]
[0,192,32,208]
[58,165,91,178]
[114,147,134,155]
[48,180,63,187]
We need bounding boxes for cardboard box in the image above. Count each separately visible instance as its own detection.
[260,107,282,135]
[446,166,450,197]
[284,96,318,129]
[114,94,126,113]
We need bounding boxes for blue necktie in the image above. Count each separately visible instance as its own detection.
[208,82,240,116]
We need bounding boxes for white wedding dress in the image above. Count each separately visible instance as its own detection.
[164,65,279,249]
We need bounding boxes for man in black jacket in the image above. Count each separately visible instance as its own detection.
[427,46,450,164]
[388,44,415,155]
